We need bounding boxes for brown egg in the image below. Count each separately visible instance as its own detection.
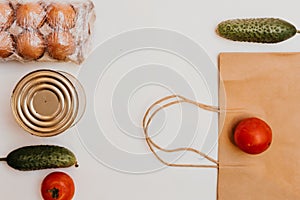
[0,3,14,30]
[16,31,45,60]
[47,31,75,60]
[0,31,14,58]
[46,3,76,29]
[16,3,46,29]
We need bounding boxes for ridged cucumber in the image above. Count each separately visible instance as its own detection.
[0,145,78,171]
[216,18,298,43]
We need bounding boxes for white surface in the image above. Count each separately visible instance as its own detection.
[0,0,299,199]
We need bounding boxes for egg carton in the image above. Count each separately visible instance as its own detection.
[0,0,95,64]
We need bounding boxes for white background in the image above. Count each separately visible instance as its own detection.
[0,0,299,199]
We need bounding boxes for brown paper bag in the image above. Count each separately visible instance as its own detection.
[218,53,300,200]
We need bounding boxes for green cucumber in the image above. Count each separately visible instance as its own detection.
[216,18,299,43]
[0,145,78,171]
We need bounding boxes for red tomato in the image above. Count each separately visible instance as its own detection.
[234,117,272,154]
[41,171,75,200]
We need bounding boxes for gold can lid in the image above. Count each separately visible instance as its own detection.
[11,69,79,137]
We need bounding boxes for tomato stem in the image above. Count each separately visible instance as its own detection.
[48,187,59,199]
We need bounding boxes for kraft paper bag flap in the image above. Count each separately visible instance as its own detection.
[218,53,300,200]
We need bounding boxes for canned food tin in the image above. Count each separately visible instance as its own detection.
[11,69,86,137]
